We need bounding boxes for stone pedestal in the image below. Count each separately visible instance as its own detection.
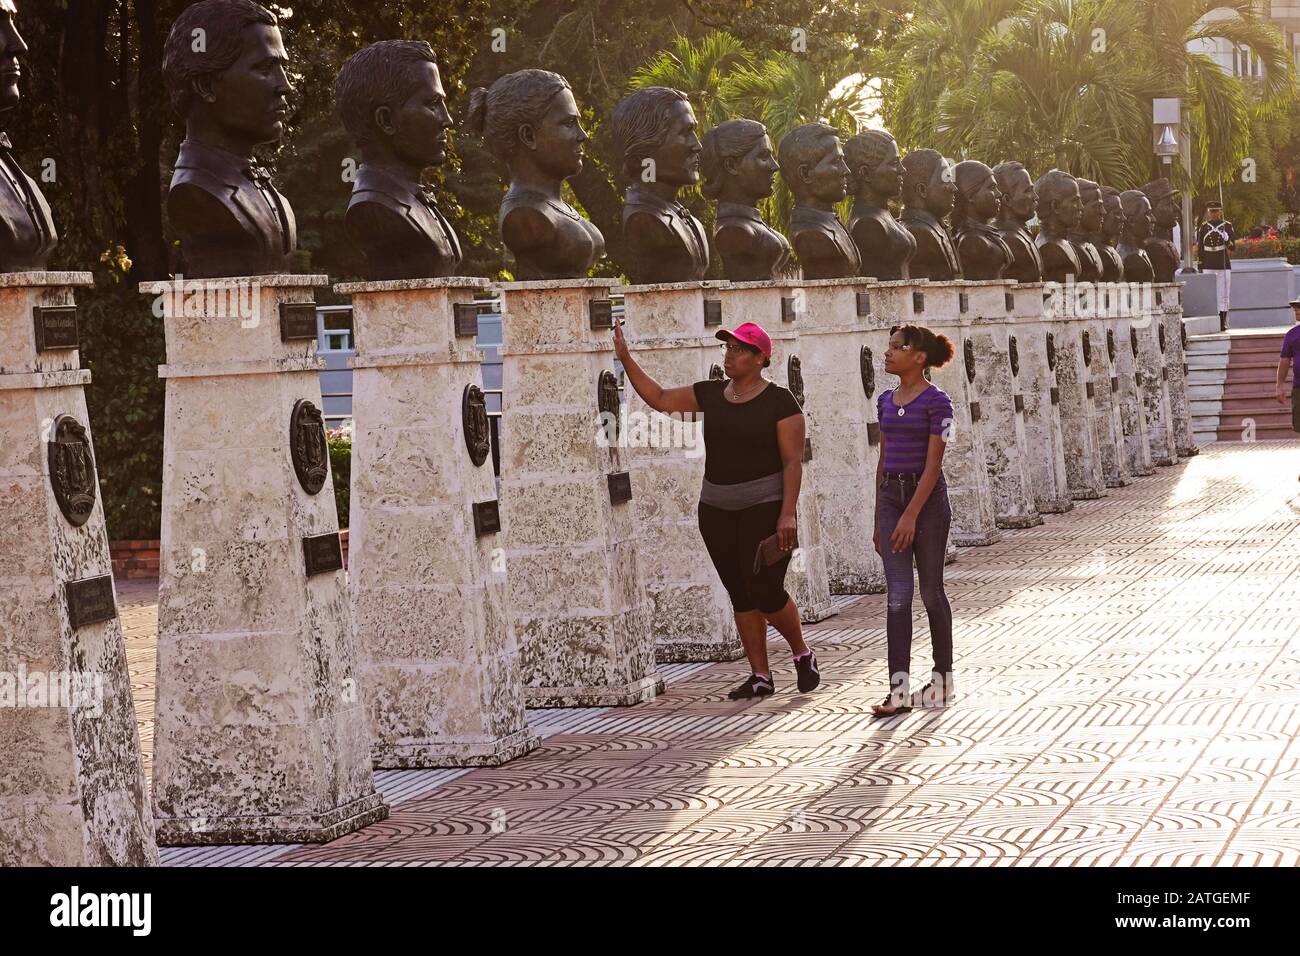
[1083,309,1131,489]
[339,278,539,766]
[616,281,741,663]
[715,281,837,622]
[1048,301,1107,500]
[497,279,662,705]
[1133,293,1178,467]
[1113,313,1155,478]
[1007,283,1072,513]
[0,273,158,866]
[961,282,1041,529]
[793,278,889,594]
[141,274,387,845]
[1160,285,1197,459]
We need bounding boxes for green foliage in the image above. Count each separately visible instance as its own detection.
[327,434,352,530]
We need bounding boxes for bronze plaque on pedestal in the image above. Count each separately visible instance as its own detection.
[279,302,318,341]
[589,299,613,330]
[303,532,344,577]
[703,299,723,326]
[48,415,97,528]
[453,302,479,337]
[66,575,116,630]
[607,471,632,504]
[33,305,79,351]
[472,500,501,537]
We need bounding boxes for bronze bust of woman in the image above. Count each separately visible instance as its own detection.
[951,160,1012,280]
[468,69,604,280]
[780,122,859,280]
[1117,190,1156,283]
[611,86,708,284]
[700,119,789,281]
[0,0,56,272]
[1097,186,1126,282]
[844,129,914,280]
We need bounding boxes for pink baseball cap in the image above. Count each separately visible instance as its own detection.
[716,322,772,358]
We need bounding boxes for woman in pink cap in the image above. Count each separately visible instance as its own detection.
[613,316,820,699]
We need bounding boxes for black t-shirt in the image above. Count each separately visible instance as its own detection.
[692,378,804,484]
[1196,220,1235,270]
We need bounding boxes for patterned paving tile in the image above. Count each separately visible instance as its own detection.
[123,439,1300,866]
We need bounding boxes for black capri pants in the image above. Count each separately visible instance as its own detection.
[697,499,793,615]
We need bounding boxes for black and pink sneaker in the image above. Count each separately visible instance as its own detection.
[795,651,820,693]
[728,673,775,700]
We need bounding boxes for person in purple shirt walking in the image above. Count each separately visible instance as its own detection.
[1279,300,1300,479]
[871,324,957,717]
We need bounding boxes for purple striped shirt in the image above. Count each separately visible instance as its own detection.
[876,384,954,473]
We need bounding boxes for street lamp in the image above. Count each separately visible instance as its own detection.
[1153,97,1194,271]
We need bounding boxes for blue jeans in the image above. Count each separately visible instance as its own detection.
[877,474,953,698]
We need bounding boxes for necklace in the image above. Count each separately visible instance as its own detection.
[726,378,765,402]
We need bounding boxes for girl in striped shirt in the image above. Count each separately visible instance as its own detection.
[871,324,957,717]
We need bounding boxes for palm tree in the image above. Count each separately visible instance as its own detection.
[936,0,1149,185]
[629,30,754,130]
[1132,0,1294,190]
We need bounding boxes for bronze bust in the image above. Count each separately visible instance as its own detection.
[780,122,858,280]
[845,129,915,280]
[469,69,604,280]
[1033,169,1083,283]
[1141,177,1181,282]
[1097,186,1126,282]
[700,119,789,281]
[336,40,462,281]
[992,161,1042,283]
[899,148,961,280]
[611,87,708,284]
[1068,177,1106,283]
[0,1,56,272]
[1117,190,1156,283]
[951,160,1012,280]
[163,0,296,278]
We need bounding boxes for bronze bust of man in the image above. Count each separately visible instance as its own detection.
[1069,177,1106,282]
[1097,186,1126,282]
[469,69,604,280]
[899,148,961,280]
[162,0,295,278]
[951,160,1012,280]
[700,119,789,281]
[992,161,1042,283]
[780,122,858,280]
[1117,190,1156,283]
[1141,177,1181,282]
[612,87,707,284]
[336,40,462,281]
[0,1,56,272]
[1033,169,1083,283]
[845,129,914,280]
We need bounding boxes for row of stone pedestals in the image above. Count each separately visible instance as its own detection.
[0,270,1194,862]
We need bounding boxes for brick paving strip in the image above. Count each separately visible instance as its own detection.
[121,440,1300,866]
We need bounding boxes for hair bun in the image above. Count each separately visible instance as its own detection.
[466,87,489,135]
[929,332,955,368]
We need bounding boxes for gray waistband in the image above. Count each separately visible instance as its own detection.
[699,472,785,510]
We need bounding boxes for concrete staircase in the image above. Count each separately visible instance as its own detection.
[1187,329,1294,444]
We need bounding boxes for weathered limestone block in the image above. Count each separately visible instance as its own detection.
[141,274,387,845]
[1045,293,1106,499]
[792,278,889,594]
[498,279,662,704]
[960,281,1041,529]
[616,281,740,662]
[0,273,158,866]
[1112,310,1155,478]
[1006,283,1072,513]
[1132,288,1178,467]
[338,278,538,766]
[878,282,1001,545]
[1160,284,1197,459]
[1082,306,1131,489]
[715,281,837,622]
